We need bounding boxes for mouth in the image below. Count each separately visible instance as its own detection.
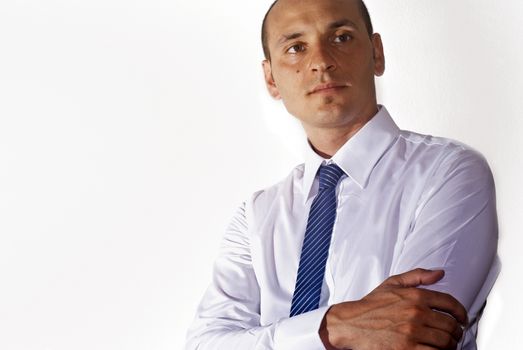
[308,82,349,95]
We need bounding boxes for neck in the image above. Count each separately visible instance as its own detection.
[305,107,378,158]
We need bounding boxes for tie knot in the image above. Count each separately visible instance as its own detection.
[318,163,345,190]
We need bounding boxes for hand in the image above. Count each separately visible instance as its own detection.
[319,268,468,350]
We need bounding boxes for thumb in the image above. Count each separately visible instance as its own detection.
[384,268,444,288]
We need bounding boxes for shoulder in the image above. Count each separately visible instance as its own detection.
[395,130,495,210]
[398,129,471,156]
[397,129,493,180]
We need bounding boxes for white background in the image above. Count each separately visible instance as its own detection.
[0,0,521,349]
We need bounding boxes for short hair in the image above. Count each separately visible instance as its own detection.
[261,0,374,60]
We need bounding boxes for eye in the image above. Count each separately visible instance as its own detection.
[286,43,305,54]
[333,33,351,43]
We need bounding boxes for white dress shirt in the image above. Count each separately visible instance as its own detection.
[185,106,500,350]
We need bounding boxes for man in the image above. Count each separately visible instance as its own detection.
[186,0,499,349]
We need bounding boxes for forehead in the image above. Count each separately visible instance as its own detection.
[266,0,363,39]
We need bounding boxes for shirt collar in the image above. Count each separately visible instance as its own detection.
[302,105,400,201]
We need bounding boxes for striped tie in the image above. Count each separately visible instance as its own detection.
[289,163,345,317]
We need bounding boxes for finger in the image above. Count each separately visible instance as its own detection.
[400,324,456,350]
[418,327,459,350]
[420,290,469,327]
[399,303,463,342]
[415,346,439,350]
[424,310,464,342]
[384,268,445,288]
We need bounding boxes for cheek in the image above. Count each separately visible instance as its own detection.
[272,66,306,103]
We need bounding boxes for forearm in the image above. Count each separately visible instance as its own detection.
[185,202,329,350]
[186,307,329,350]
[185,323,276,350]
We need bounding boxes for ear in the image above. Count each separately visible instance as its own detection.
[262,60,281,99]
[371,33,385,77]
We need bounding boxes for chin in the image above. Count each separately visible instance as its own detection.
[302,111,356,129]
[316,104,353,122]
[287,100,355,127]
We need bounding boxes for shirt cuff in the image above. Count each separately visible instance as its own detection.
[274,306,330,350]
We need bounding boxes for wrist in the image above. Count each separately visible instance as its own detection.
[319,306,339,350]
[319,302,359,350]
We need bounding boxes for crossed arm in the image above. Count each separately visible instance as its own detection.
[185,151,499,350]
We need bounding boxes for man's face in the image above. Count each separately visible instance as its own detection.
[263,0,385,131]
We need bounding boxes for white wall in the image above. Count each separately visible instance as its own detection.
[0,0,520,348]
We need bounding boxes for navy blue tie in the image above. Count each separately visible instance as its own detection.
[289,163,345,317]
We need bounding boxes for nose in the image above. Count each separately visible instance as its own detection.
[309,43,336,73]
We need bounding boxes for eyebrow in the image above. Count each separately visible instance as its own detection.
[276,19,359,46]
[277,32,304,46]
[328,19,359,30]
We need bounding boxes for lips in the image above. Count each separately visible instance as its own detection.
[309,82,349,94]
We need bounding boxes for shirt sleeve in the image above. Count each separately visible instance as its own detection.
[184,203,329,350]
[390,147,500,348]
